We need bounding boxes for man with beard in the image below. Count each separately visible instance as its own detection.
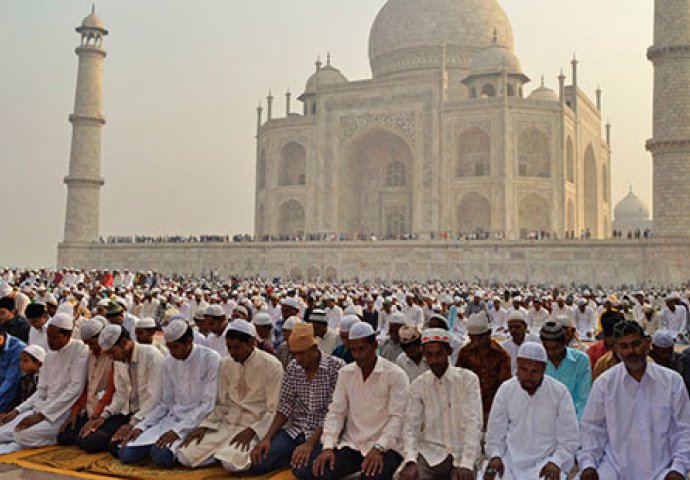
[378,312,406,362]
[579,321,690,480]
[484,342,579,480]
[399,328,482,480]
[501,311,539,376]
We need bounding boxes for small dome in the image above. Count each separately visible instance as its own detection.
[529,78,559,102]
[81,12,105,30]
[614,188,650,220]
[469,43,523,76]
[303,62,348,95]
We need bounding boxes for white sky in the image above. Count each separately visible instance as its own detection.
[0,0,654,267]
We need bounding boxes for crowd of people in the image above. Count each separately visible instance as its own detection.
[98,228,654,245]
[0,267,688,479]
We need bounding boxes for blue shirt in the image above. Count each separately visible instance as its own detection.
[0,334,27,412]
[545,347,591,421]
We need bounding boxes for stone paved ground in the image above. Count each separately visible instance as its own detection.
[0,463,81,479]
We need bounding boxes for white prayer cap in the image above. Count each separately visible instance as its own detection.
[389,312,407,325]
[349,322,375,340]
[205,304,225,317]
[0,283,11,299]
[421,328,450,345]
[193,307,207,321]
[281,297,300,310]
[80,317,107,340]
[308,309,327,323]
[227,319,257,338]
[344,305,363,317]
[507,310,526,323]
[57,302,74,315]
[576,298,587,306]
[164,319,189,343]
[115,297,128,309]
[554,314,575,329]
[136,317,157,329]
[512,296,523,302]
[23,344,45,363]
[97,298,110,307]
[282,316,301,331]
[667,292,681,301]
[98,324,123,350]
[48,312,73,331]
[253,312,273,326]
[652,330,675,348]
[517,342,548,364]
[339,314,360,333]
[467,312,490,335]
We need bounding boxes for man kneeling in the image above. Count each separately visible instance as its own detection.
[177,320,283,472]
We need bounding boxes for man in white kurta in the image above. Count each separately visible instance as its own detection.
[117,320,219,468]
[573,299,596,340]
[578,321,690,480]
[399,328,482,480]
[485,342,579,480]
[177,320,283,472]
[0,313,88,454]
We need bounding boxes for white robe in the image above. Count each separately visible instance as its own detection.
[128,344,219,453]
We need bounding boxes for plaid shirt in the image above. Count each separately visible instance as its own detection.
[278,352,345,439]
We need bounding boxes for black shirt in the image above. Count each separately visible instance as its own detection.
[0,315,30,343]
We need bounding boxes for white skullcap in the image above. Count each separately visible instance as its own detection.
[0,283,11,299]
[389,312,407,325]
[507,310,526,323]
[467,312,490,335]
[281,297,300,310]
[421,328,450,344]
[193,307,207,320]
[164,319,189,343]
[80,317,107,340]
[576,298,587,306]
[23,344,45,363]
[667,292,681,301]
[48,312,73,331]
[98,324,123,350]
[253,312,273,326]
[349,321,375,340]
[652,330,675,348]
[205,304,225,317]
[554,314,575,329]
[57,302,74,315]
[136,317,156,329]
[339,314,360,333]
[344,305,363,317]
[227,319,257,338]
[97,298,110,307]
[282,316,301,331]
[517,342,548,364]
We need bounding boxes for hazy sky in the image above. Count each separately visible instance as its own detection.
[0,0,654,267]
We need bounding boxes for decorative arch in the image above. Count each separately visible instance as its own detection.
[257,148,266,189]
[481,84,496,97]
[507,84,516,97]
[566,136,574,183]
[325,267,338,282]
[340,128,413,237]
[456,193,491,234]
[307,266,320,281]
[289,267,303,281]
[518,193,551,237]
[584,145,599,237]
[279,142,306,186]
[278,199,305,237]
[457,127,491,177]
[518,128,551,178]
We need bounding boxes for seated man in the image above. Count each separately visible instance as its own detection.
[539,322,591,422]
[253,312,277,355]
[275,316,300,369]
[177,320,283,472]
[250,323,345,479]
[134,317,167,356]
[204,305,229,357]
[117,320,219,467]
[312,322,409,480]
[0,332,26,413]
[25,303,49,352]
[332,315,359,364]
[400,328,482,480]
[307,309,340,355]
[0,297,30,343]
[57,317,115,452]
[0,313,87,453]
[484,343,579,480]
[8,345,44,412]
[579,321,690,480]
[91,324,165,457]
[378,312,406,362]
[395,326,428,383]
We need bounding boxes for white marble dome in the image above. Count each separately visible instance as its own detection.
[614,188,650,219]
[529,79,559,102]
[368,0,514,78]
[304,64,348,95]
[470,43,523,76]
[80,12,106,30]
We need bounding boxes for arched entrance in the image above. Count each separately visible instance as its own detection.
[518,193,551,238]
[456,193,491,235]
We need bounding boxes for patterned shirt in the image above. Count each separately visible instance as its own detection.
[455,339,511,425]
[277,352,345,439]
[276,342,293,369]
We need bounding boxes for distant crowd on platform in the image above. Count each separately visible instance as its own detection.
[99,228,654,246]
[0,267,687,479]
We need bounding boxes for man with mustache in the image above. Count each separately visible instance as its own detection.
[579,321,690,480]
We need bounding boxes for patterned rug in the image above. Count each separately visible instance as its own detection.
[0,446,296,480]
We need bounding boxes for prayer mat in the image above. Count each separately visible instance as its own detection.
[0,445,296,480]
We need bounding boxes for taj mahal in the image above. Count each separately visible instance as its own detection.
[57,0,690,285]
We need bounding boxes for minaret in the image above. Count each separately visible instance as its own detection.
[647,0,690,237]
[62,6,107,243]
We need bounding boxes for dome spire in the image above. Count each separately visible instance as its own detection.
[315,56,322,71]
[492,27,498,45]
[327,51,331,66]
